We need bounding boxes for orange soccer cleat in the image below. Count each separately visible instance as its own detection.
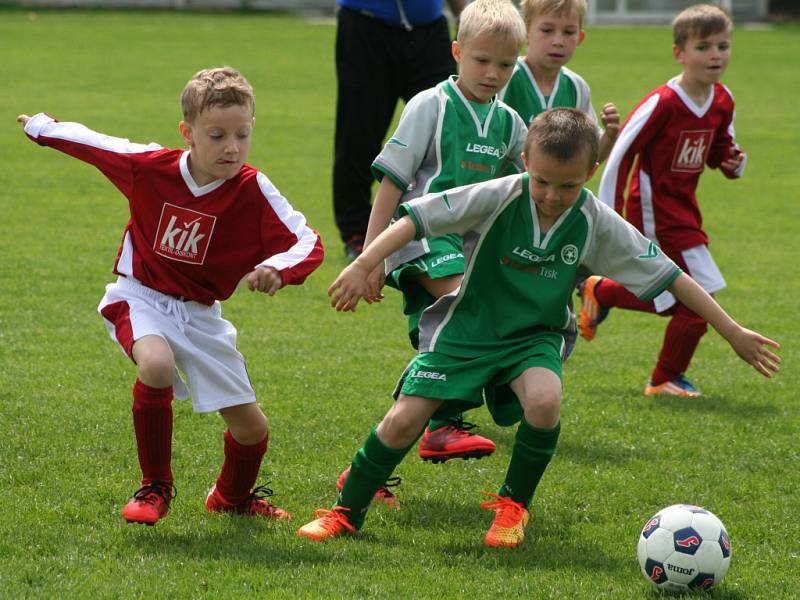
[480,492,530,548]
[297,507,357,541]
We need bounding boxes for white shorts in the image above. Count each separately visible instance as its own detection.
[98,276,256,413]
[653,244,726,313]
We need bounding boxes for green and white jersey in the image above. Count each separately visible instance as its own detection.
[399,174,681,357]
[498,59,597,126]
[372,76,528,270]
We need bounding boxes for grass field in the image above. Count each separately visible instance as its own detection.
[1,8,798,598]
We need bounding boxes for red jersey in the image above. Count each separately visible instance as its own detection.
[599,78,744,253]
[25,113,323,305]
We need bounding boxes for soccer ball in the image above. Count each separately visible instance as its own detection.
[637,504,731,593]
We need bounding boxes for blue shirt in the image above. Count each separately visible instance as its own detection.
[339,0,444,27]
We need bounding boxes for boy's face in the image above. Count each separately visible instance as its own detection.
[452,33,519,103]
[179,104,254,186]
[523,145,596,221]
[525,10,584,72]
[673,29,732,88]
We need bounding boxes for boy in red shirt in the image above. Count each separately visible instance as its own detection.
[18,66,323,525]
[582,4,746,397]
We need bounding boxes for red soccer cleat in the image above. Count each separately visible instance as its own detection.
[418,422,496,463]
[206,483,291,520]
[122,481,174,526]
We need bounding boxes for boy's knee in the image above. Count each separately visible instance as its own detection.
[378,409,425,448]
[226,407,269,446]
[136,354,175,388]
[521,390,561,428]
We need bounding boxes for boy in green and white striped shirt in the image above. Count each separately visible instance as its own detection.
[299,108,780,548]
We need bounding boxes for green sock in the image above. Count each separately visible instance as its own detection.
[499,420,560,508]
[428,414,462,432]
[338,427,413,529]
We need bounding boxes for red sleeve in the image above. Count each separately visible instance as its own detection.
[254,172,324,287]
[706,88,741,178]
[23,113,162,198]
[599,90,667,214]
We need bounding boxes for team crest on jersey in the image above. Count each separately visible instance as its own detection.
[672,130,713,173]
[154,203,216,265]
[561,244,579,265]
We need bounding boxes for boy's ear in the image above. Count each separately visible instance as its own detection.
[672,44,684,64]
[579,30,586,44]
[587,161,599,181]
[451,40,461,63]
[179,121,193,146]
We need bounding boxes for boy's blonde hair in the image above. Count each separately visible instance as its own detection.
[519,0,587,30]
[457,0,526,48]
[181,66,255,123]
[673,4,733,48]
[525,108,598,170]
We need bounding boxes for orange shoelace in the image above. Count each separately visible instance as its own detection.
[479,492,527,527]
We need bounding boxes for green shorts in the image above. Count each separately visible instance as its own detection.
[393,331,564,426]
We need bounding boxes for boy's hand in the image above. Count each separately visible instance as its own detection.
[720,148,745,173]
[727,326,781,378]
[364,264,386,304]
[17,114,31,126]
[246,266,282,295]
[328,261,370,312]
[600,103,620,139]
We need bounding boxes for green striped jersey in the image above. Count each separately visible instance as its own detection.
[400,174,681,357]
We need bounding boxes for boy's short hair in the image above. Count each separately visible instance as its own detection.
[519,0,587,30]
[181,66,255,123]
[525,108,598,170]
[457,0,526,48]
[673,4,733,48]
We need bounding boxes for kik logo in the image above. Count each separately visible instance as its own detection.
[672,130,713,172]
[154,203,216,264]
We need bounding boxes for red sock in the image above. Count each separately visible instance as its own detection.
[594,278,655,313]
[214,430,268,505]
[651,306,708,385]
[132,379,173,487]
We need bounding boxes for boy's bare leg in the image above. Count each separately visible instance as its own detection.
[482,368,561,548]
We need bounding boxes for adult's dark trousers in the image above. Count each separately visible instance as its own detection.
[333,7,456,243]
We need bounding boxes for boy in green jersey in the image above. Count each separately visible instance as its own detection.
[351,0,528,475]
[299,108,780,547]
[499,0,619,163]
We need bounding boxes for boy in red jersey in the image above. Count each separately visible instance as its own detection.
[581,4,746,397]
[17,66,323,525]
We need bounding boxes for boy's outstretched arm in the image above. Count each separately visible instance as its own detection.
[668,274,781,378]
[17,114,31,125]
[597,103,620,164]
[329,216,417,312]
[362,177,405,302]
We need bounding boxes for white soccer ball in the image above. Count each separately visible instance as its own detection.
[637,504,731,593]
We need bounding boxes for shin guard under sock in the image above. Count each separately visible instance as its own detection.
[132,379,174,486]
[214,429,268,505]
[500,420,560,508]
[338,427,414,528]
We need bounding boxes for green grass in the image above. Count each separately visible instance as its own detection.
[1,9,798,598]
